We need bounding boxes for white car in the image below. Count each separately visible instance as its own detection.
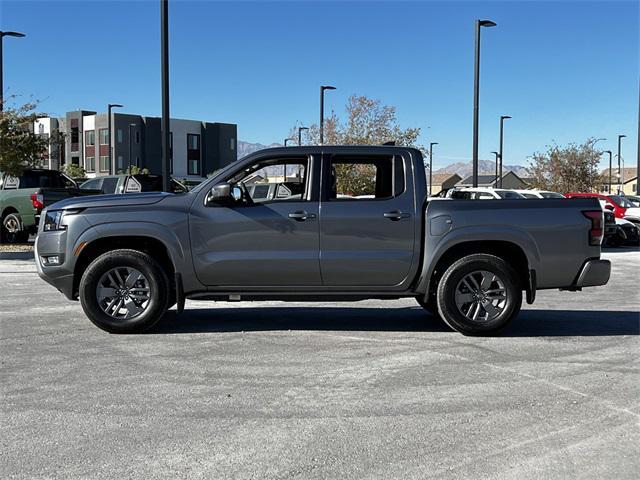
[514,189,565,199]
[445,187,526,200]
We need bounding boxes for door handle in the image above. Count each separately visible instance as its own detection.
[288,211,316,221]
[383,210,411,220]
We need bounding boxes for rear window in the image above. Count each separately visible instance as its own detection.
[19,171,75,189]
[329,156,403,200]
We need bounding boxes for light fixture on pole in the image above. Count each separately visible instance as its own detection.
[0,30,26,112]
[471,19,497,187]
[298,126,309,146]
[319,85,336,145]
[498,115,511,187]
[107,103,123,175]
[428,142,438,196]
[284,138,295,146]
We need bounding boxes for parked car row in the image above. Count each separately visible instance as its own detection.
[0,169,188,243]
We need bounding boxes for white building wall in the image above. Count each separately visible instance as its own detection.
[82,115,96,178]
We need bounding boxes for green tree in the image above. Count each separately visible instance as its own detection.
[527,139,603,193]
[0,100,50,176]
[60,163,86,179]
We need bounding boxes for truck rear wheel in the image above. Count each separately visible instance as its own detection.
[437,254,522,335]
[1,213,29,244]
[79,249,170,333]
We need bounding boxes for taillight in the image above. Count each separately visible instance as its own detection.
[30,193,44,211]
[583,210,603,246]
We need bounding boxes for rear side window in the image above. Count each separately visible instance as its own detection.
[328,156,403,200]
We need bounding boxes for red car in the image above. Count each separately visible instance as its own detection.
[565,193,631,219]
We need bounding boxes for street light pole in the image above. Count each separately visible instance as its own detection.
[429,142,438,196]
[472,19,496,187]
[284,138,294,146]
[298,126,308,146]
[604,150,612,193]
[617,134,626,194]
[319,85,336,145]
[107,103,123,175]
[160,0,171,192]
[0,31,26,112]
[491,151,499,184]
[498,115,511,188]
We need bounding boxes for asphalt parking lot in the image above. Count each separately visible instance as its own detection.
[1,249,638,480]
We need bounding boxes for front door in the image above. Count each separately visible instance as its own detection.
[319,153,417,287]
[190,154,321,287]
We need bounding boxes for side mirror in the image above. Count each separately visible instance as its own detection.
[206,183,243,206]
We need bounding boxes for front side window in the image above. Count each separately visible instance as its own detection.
[328,156,402,200]
[230,158,309,203]
[99,129,109,145]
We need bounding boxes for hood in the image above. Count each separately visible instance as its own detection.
[48,192,172,211]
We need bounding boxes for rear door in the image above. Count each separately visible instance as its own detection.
[319,152,417,287]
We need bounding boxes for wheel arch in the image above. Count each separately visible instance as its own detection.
[420,238,535,304]
[73,235,177,299]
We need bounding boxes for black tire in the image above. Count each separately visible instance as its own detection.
[437,254,522,336]
[1,213,29,244]
[79,249,170,333]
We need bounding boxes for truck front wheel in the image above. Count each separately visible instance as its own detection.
[79,249,170,333]
[437,254,522,335]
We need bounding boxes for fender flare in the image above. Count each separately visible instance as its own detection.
[417,225,541,296]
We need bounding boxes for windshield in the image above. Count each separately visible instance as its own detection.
[495,190,525,199]
[609,195,635,208]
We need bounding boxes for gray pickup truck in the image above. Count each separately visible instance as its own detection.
[35,146,610,335]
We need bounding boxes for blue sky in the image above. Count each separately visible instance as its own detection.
[2,0,638,169]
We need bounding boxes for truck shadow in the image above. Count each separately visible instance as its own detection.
[153,307,639,337]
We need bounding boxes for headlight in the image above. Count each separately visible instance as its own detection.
[43,210,64,231]
[43,209,81,232]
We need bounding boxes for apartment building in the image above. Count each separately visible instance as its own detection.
[36,110,237,180]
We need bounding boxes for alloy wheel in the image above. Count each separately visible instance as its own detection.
[96,267,151,320]
[454,270,507,322]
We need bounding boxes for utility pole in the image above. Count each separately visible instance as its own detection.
[0,31,26,112]
[498,115,511,188]
[472,19,496,187]
[160,0,171,192]
[319,85,336,145]
[428,142,438,196]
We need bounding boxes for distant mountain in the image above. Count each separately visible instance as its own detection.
[435,160,529,179]
[237,140,281,159]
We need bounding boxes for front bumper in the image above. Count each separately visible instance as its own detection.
[35,232,76,300]
[574,259,611,288]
